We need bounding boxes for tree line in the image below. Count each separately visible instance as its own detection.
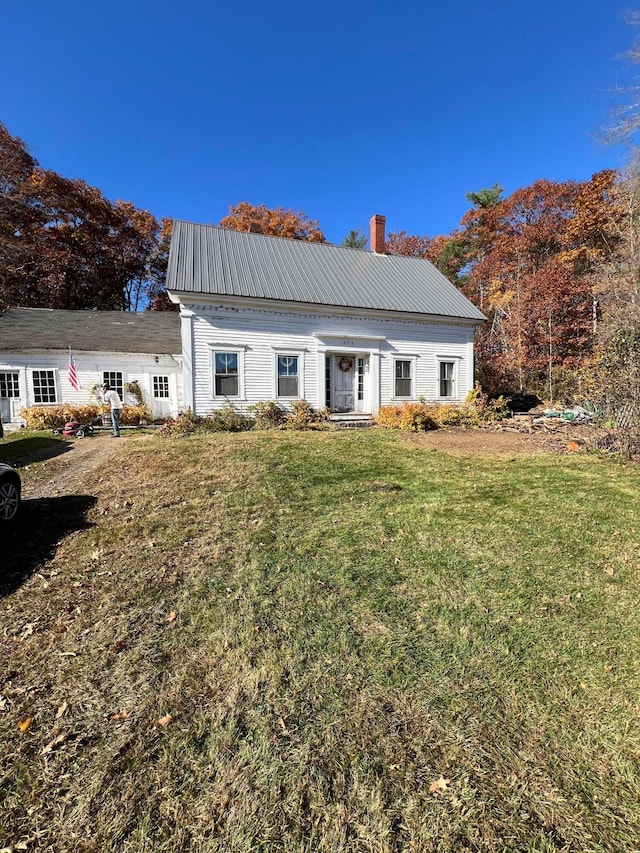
[383,170,633,400]
[2,118,640,412]
[0,123,174,312]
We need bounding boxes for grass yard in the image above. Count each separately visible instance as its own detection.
[1,430,640,852]
[0,430,66,467]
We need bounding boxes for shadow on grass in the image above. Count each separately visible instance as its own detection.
[0,494,97,597]
[0,436,72,468]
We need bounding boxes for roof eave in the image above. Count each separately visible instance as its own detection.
[167,289,486,326]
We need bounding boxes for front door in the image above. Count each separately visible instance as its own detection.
[327,354,370,413]
[332,355,355,412]
[0,372,20,424]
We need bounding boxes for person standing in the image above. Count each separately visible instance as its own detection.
[103,383,123,437]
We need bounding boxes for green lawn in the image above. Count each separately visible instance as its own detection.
[1,430,639,852]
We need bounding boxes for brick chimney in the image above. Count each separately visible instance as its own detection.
[370,214,386,253]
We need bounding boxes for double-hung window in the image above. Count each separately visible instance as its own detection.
[32,370,57,404]
[439,361,455,398]
[394,359,412,398]
[277,355,299,398]
[214,352,239,397]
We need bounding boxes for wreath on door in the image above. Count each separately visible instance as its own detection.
[338,357,354,372]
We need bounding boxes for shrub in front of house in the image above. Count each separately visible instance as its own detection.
[160,404,253,436]
[120,404,153,426]
[248,401,288,429]
[285,400,330,430]
[376,403,438,432]
[160,400,329,435]
[20,405,102,430]
[21,403,152,430]
[249,400,328,430]
[376,390,508,432]
[464,385,509,422]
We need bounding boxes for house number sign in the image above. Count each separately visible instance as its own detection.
[341,340,355,347]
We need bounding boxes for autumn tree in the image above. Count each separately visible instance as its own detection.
[386,230,469,284]
[219,202,325,242]
[147,218,178,311]
[0,124,46,310]
[460,176,621,397]
[0,121,164,312]
[579,163,640,446]
[385,231,430,258]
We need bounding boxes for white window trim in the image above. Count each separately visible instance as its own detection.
[152,375,171,399]
[30,368,59,405]
[0,371,21,398]
[436,356,460,400]
[391,356,417,400]
[210,346,245,400]
[103,370,126,399]
[273,350,304,400]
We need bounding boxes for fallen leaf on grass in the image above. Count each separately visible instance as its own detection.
[156,714,172,727]
[277,717,288,733]
[18,716,33,733]
[109,710,132,722]
[55,701,68,719]
[604,565,614,576]
[167,611,177,623]
[429,775,450,795]
[40,732,67,755]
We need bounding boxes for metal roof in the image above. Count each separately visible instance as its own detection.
[0,308,181,354]
[166,220,486,322]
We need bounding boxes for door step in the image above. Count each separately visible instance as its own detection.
[330,414,376,429]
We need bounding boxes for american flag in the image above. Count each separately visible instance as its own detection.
[68,349,79,391]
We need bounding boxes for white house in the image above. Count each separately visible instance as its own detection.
[166,215,485,418]
[0,308,183,426]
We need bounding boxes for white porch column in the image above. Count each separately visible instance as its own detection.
[180,308,195,412]
[370,351,381,415]
[316,349,326,409]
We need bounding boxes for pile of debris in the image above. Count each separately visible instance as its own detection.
[490,401,618,454]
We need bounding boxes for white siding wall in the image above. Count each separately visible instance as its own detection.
[0,351,183,424]
[186,302,476,416]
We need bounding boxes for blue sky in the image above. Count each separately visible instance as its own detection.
[1,1,636,244]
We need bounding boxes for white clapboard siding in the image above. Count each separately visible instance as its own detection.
[0,351,183,424]
[186,301,475,416]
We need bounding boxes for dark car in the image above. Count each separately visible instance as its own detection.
[0,463,21,522]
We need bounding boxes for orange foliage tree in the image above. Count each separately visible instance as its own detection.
[219,202,325,242]
[0,121,164,312]
[461,173,622,396]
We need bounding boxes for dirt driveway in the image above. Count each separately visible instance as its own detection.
[1,434,140,596]
[19,433,126,501]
